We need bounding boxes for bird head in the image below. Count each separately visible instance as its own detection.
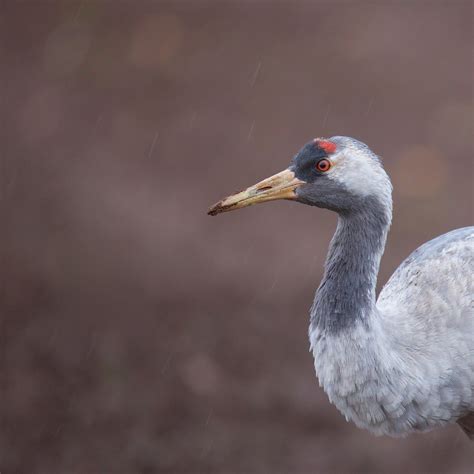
[208,136,392,218]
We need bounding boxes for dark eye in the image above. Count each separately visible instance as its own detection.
[316,159,331,172]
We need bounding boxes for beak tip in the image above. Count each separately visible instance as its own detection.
[207,201,224,216]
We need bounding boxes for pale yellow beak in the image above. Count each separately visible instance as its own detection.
[208,168,305,216]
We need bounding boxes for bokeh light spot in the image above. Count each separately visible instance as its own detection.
[129,15,183,69]
[394,145,446,198]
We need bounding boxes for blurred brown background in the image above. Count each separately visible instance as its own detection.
[1,1,473,473]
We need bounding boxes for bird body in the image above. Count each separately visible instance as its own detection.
[310,227,474,437]
[209,136,474,439]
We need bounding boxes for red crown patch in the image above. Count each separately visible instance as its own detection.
[314,139,337,154]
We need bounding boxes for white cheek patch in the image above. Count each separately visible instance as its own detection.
[327,151,392,201]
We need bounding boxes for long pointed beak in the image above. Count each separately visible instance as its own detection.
[208,168,305,216]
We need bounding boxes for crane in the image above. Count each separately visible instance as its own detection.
[208,136,473,439]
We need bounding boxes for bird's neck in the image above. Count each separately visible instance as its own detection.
[310,199,391,333]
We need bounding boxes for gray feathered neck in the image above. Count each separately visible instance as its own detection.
[310,195,391,334]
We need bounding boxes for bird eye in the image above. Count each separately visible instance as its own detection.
[316,159,331,172]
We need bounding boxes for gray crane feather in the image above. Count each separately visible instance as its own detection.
[209,135,473,438]
[311,226,473,437]
[308,138,473,438]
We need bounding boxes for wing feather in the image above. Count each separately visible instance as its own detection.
[377,227,474,436]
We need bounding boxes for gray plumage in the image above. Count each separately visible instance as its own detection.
[209,135,474,438]
[306,138,473,438]
[310,225,473,437]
